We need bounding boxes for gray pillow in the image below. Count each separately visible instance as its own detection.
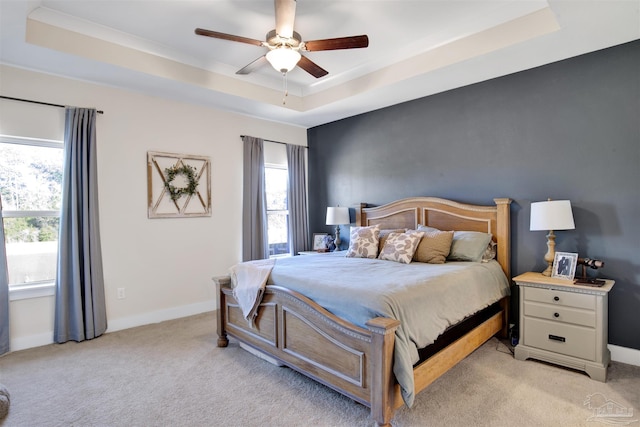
[447,231,493,262]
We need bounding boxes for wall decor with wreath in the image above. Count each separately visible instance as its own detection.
[147,151,211,218]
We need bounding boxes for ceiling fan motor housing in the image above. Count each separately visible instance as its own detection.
[266,29,302,48]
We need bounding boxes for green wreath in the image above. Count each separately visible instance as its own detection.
[164,164,198,201]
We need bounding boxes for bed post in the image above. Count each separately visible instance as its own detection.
[493,198,512,338]
[213,276,230,347]
[355,202,367,227]
[493,198,512,280]
[366,317,401,427]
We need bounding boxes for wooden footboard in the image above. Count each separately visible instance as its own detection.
[215,276,400,422]
[215,275,505,426]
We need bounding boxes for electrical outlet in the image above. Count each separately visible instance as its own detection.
[117,288,125,299]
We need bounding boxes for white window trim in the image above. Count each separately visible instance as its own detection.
[2,210,59,218]
[1,134,62,301]
[0,134,63,148]
[265,163,290,258]
[9,282,55,301]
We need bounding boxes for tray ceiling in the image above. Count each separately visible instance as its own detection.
[1,1,638,127]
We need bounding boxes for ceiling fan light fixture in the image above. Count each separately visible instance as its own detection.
[266,46,301,73]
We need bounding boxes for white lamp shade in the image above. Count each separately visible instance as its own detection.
[530,200,575,231]
[326,207,350,225]
[266,47,301,73]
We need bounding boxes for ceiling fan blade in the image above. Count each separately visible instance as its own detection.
[236,56,268,75]
[195,28,264,47]
[303,35,369,51]
[275,0,296,39]
[297,55,328,78]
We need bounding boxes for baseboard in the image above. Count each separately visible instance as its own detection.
[10,332,55,352]
[9,300,215,353]
[609,344,640,367]
[105,300,215,333]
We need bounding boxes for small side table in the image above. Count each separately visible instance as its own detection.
[513,272,614,381]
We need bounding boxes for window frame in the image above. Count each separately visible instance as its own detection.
[0,134,63,300]
[264,163,290,258]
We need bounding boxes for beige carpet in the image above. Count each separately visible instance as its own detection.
[0,312,638,427]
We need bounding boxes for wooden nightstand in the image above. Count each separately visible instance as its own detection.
[513,272,614,381]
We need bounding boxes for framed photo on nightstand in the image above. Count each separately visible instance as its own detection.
[312,233,328,250]
[552,252,578,280]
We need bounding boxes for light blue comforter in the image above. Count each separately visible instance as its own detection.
[267,252,510,407]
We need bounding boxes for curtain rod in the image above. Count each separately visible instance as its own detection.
[0,95,104,114]
[240,135,307,148]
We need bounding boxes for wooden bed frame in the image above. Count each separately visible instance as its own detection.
[214,197,512,426]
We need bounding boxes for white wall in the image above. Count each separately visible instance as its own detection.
[0,64,307,351]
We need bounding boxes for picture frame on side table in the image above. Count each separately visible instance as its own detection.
[313,233,328,251]
[552,252,578,280]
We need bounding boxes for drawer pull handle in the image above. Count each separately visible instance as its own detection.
[553,296,560,302]
[554,312,560,318]
[549,334,566,342]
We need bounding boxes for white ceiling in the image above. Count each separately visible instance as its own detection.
[1,1,639,128]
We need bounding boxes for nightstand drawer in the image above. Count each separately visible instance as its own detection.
[524,301,596,327]
[524,286,595,310]
[523,317,596,361]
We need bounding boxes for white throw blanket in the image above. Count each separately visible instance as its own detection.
[229,258,276,327]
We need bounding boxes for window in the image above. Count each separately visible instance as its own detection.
[0,135,63,299]
[264,165,289,257]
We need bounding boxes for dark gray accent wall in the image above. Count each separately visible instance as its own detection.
[307,40,640,350]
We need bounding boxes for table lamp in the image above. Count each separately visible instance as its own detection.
[326,207,350,251]
[530,199,575,276]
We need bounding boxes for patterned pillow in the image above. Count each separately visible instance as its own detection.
[378,231,425,264]
[482,241,497,262]
[413,229,454,264]
[378,228,407,253]
[345,225,381,258]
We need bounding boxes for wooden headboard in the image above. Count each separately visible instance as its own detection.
[356,197,512,279]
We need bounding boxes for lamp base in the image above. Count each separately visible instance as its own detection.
[541,230,556,277]
[334,226,342,251]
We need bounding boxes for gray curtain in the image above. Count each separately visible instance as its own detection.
[286,144,309,255]
[0,208,9,355]
[241,136,268,261]
[54,107,107,343]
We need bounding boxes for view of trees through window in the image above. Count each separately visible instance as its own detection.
[0,140,63,286]
[265,166,289,257]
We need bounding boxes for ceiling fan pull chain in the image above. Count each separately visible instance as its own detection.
[282,71,289,105]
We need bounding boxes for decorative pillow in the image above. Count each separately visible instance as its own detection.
[378,228,407,253]
[482,241,497,262]
[413,229,454,264]
[378,231,424,264]
[345,225,381,259]
[447,231,493,262]
[417,224,440,233]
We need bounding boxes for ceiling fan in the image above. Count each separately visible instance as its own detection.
[195,0,369,78]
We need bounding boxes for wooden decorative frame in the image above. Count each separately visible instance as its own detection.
[214,197,511,426]
[147,151,211,218]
